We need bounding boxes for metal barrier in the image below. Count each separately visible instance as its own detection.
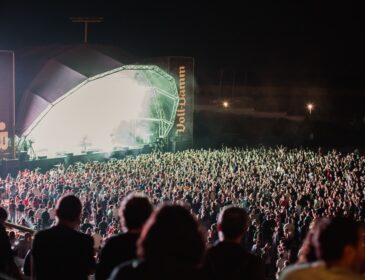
[4,221,36,234]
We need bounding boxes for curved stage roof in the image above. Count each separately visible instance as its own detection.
[16,44,135,135]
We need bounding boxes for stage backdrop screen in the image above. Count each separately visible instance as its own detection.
[0,51,15,158]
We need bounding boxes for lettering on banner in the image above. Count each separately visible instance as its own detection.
[177,66,186,133]
[0,121,9,151]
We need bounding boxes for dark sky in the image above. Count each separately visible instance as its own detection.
[1,1,365,86]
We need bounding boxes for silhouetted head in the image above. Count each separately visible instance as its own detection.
[315,217,365,272]
[119,192,153,231]
[218,206,248,241]
[56,195,82,226]
[0,207,8,224]
[138,204,205,268]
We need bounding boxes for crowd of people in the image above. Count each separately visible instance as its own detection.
[1,146,365,279]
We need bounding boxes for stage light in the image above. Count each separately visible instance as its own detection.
[307,103,314,114]
[223,101,229,108]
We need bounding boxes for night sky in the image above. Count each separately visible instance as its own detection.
[1,1,365,87]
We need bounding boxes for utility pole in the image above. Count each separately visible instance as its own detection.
[219,69,224,99]
[231,70,236,99]
[70,17,103,43]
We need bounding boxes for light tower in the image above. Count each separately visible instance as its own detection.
[70,17,103,43]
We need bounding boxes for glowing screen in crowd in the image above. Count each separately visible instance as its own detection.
[23,66,179,157]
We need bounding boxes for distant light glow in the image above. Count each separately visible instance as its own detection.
[24,67,178,158]
[223,101,229,108]
[307,103,314,114]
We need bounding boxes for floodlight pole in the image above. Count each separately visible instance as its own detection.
[84,22,88,43]
[70,17,103,43]
[231,70,236,99]
[219,69,224,99]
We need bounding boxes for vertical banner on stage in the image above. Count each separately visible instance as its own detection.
[141,56,194,150]
[0,51,15,159]
[168,57,194,149]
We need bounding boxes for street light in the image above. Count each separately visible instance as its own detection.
[223,101,229,108]
[307,103,314,115]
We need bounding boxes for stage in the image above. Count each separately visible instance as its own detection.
[0,145,149,177]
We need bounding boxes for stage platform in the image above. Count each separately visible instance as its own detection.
[0,145,148,177]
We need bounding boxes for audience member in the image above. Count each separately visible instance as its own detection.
[0,206,21,279]
[32,195,95,280]
[203,206,265,280]
[96,193,152,280]
[280,217,365,280]
[109,204,205,280]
